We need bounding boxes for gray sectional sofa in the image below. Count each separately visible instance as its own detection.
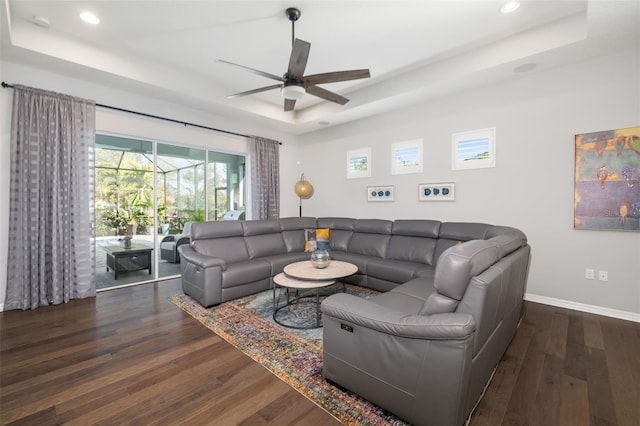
[177,217,531,426]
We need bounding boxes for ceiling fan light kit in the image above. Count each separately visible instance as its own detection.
[281,84,305,100]
[220,7,370,112]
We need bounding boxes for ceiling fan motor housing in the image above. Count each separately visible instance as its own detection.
[286,7,301,22]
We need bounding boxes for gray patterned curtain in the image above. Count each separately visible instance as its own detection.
[5,85,96,310]
[249,136,280,219]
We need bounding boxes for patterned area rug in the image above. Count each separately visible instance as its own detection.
[169,285,408,425]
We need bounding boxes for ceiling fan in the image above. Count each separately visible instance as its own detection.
[219,7,370,112]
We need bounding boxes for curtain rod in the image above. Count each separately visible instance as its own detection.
[2,81,282,144]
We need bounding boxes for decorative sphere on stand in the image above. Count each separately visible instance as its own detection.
[295,178,314,199]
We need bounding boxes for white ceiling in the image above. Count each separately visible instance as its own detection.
[1,1,639,135]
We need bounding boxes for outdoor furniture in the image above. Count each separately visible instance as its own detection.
[160,222,193,263]
[103,243,153,279]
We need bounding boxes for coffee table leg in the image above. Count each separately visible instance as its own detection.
[272,285,281,322]
[315,289,321,327]
[272,285,276,321]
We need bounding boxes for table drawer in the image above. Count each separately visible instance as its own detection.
[117,253,151,271]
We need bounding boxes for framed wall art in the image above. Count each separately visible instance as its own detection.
[391,139,423,175]
[367,185,394,202]
[452,127,496,170]
[574,125,640,231]
[419,182,455,201]
[346,148,371,179]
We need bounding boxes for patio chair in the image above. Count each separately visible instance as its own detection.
[160,222,193,263]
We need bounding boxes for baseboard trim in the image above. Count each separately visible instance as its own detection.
[524,293,640,323]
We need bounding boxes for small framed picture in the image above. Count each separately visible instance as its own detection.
[419,182,455,201]
[391,139,423,175]
[347,148,371,179]
[452,127,496,170]
[367,185,394,202]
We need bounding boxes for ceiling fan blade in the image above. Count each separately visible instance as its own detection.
[218,59,283,82]
[284,99,296,112]
[287,39,311,79]
[227,84,283,99]
[304,69,371,85]
[306,85,349,105]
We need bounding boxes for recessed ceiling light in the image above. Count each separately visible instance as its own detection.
[514,63,537,73]
[33,15,50,28]
[500,1,520,14]
[80,11,100,25]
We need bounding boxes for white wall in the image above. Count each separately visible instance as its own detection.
[0,60,299,309]
[291,47,640,319]
[2,49,638,320]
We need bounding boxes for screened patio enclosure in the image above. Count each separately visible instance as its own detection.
[95,134,246,289]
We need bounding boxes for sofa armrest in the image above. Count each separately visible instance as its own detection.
[321,293,475,340]
[178,246,228,270]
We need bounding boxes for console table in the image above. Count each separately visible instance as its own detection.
[103,243,153,279]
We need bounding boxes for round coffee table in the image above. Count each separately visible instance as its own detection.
[283,260,358,281]
[272,260,357,329]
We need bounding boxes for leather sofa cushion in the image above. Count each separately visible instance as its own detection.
[349,219,392,258]
[433,222,493,263]
[420,293,460,315]
[329,251,369,274]
[434,240,499,301]
[353,219,393,234]
[317,217,354,230]
[222,260,271,288]
[191,220,243,239]
[192,237,249,264]
[391,220,440,238]
[349,233,391,258]
[318,217,354,251]
[242,219,281,235]
[280,217,317,252]
[375,277,438,314]
[366,258,430,284]
[372,291,425,315]
[260,252,309,275]
[487,233,526,258]
[244,233,287,259]
[280,217,317,231]
[387,235,436,265]
[242,219,288,259]
[438,222,492,240]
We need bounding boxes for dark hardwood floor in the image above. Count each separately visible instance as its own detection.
[1,280,638,425]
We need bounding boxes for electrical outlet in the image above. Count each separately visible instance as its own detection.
[598,270,608,281]
[585,268,595,280]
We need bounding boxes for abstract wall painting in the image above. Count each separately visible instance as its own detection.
[574,125,640,231]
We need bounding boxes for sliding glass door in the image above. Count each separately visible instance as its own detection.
[95,135,156,289]
[208,151,246,220]
[156,144,205,280]
[94,134,245,290]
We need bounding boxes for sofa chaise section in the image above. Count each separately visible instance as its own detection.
[321,230,530,426]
